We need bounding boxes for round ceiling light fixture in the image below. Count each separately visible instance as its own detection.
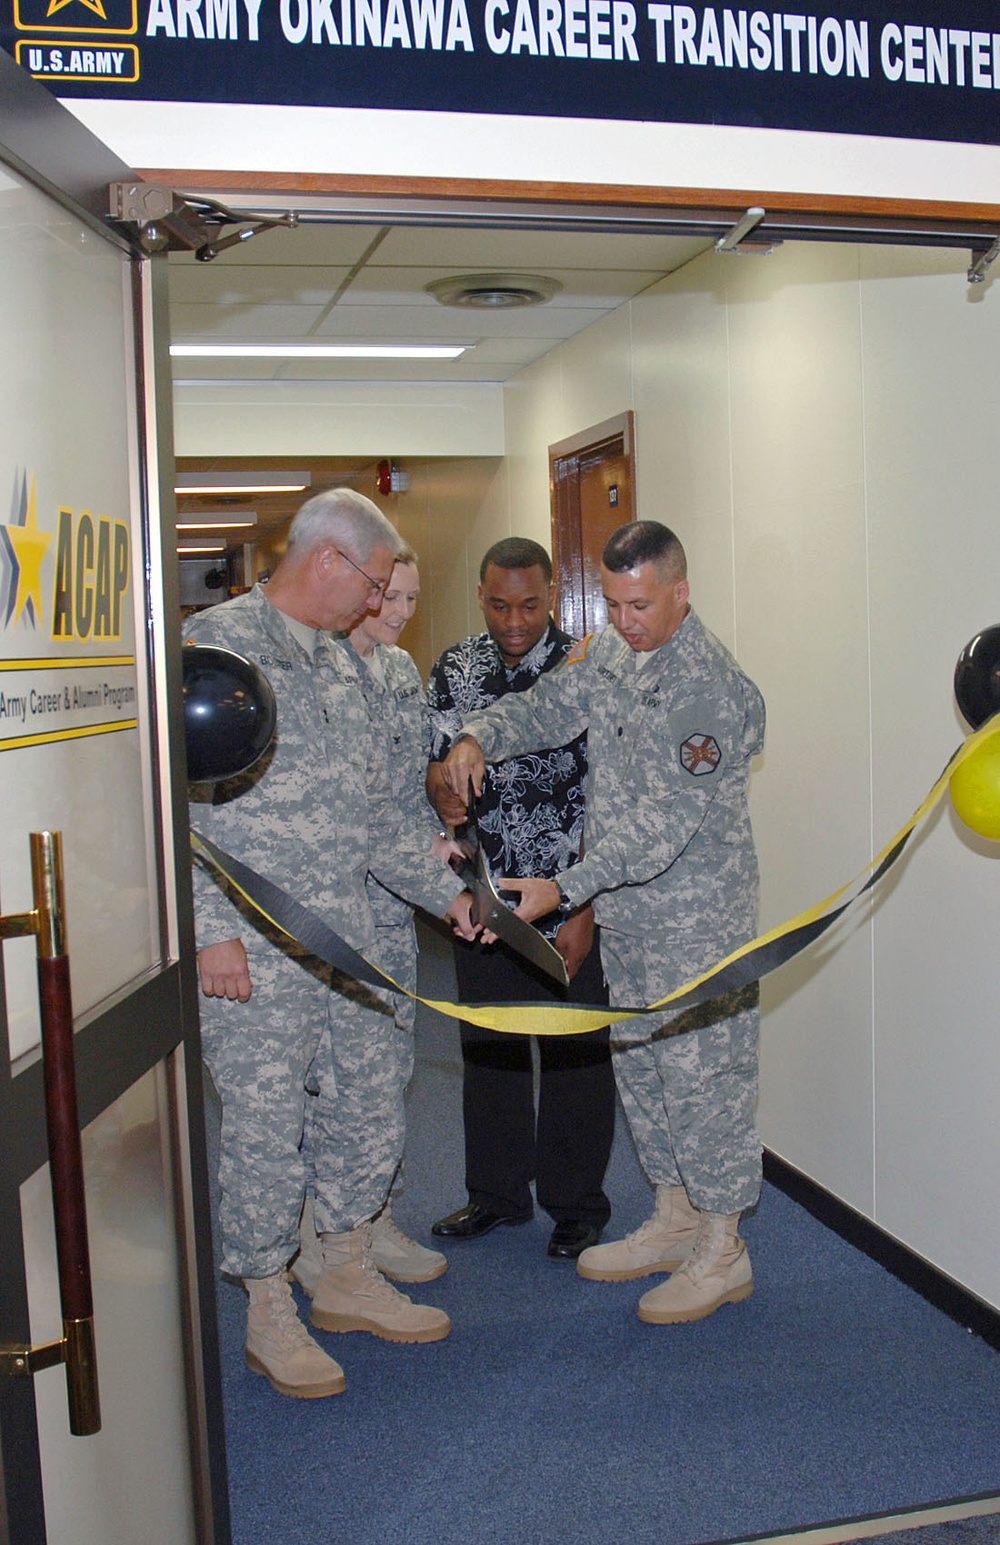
[425,272,563,309]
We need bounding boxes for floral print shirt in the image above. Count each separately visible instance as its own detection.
[428,620,587,937]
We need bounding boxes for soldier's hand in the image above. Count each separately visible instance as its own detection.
[443,737,486,800]
[430,830,465,865]
[498,876,562,925]
[554,904,595,981]
[446,891,496,944]
[426,761,468,826]
[198,937,252,1001]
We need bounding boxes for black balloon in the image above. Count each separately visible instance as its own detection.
[182,644,277,782]
[954,625,1000,730]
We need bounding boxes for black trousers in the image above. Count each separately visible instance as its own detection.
[453,931,615,1226]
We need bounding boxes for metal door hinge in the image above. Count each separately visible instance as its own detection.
[968,235,1000,285]
[108,182,297,259]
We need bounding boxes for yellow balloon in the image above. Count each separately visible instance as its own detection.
[950,728,1000,840]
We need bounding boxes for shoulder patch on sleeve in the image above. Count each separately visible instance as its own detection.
[679,733,722,776]
[566,633,594,665]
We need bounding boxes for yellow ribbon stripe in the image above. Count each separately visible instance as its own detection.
[632,719,988,1018]
[191,717,997,1038]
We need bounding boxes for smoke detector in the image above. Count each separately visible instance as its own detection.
[426,273,562,309]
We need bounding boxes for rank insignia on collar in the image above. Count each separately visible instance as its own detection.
[680,733,722,775]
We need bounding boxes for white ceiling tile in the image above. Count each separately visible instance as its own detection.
[169,265,353,306]
[170,304,332,338]
[167,221,708,385]
[170,223,386,267]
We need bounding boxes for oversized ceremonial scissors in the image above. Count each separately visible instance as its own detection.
[453,779,570,989]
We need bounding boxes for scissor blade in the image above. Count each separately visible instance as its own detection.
[457,774,569,988]
[455,845,569,990]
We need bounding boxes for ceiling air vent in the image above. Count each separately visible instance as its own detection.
[426,273,563,309]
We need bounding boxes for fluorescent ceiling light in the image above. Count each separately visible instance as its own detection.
[179,543,226,554]
[177,522,257,531]
[176,509,258,529]
[175,472,310,495]
[170,344,469,360]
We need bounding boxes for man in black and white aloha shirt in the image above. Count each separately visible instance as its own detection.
[426,538,615,1262]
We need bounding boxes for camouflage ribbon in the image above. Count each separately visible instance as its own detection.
[190,715,996,1037]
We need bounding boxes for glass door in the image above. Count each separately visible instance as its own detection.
[0,51,229,1545]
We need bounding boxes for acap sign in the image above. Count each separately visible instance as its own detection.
[1,471,131,645]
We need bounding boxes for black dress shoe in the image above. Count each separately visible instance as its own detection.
[431,1202,533,1239]
[547,1220,601,1260]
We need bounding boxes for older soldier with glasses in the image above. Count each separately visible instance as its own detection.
[187,489,480,1399]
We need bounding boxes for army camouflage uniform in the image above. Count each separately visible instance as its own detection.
[460,609,765,1216]
[351,638,440,1038]
[300,639,441,1210]
[185,586,463,1279]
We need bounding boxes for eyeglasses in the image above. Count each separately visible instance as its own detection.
[335,547,390,597]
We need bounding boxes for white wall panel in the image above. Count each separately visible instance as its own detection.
[725,245,866,516]
[553,306,635,448]
[742,475,874,1211]
[500,308,639,575]
[722,243,875,1208]
[172,381,504,458]
[502,355,571,547]
[501,236,1000,1306]
[630,259,735,638]
[860,247,1000,1299]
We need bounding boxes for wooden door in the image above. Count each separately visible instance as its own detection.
[549,412,635,639]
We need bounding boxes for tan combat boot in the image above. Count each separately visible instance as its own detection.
[637,1211,753,1324]
[292,1197,449,1292]
[370,1201,448,1284]
[310,1223,451,1343]
[576,1185,700,1281]
[244,1272,346,1398]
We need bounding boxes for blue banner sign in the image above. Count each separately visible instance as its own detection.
[4,2,1000,143]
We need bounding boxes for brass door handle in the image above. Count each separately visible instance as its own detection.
[0,832,101,1436]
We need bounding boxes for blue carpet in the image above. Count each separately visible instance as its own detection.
[205,923,1000,1545]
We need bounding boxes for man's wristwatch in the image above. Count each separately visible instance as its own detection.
[556,886,575,915]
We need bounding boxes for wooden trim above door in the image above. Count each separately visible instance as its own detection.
[135,168,1000,231]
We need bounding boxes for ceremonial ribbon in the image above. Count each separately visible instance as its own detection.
[190,716,996,1038]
